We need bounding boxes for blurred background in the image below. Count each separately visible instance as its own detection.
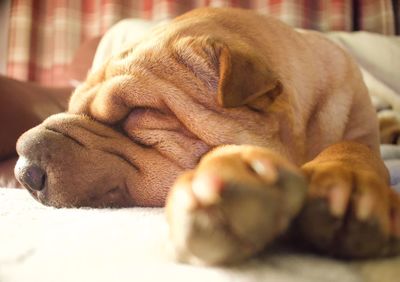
[0,0,398,87]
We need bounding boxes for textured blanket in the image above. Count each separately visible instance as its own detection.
[1,189,399,282]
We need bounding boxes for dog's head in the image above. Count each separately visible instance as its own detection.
[15,19,285,207]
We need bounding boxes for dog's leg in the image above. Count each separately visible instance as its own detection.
[297,141,400,258]
[166,145,307,265]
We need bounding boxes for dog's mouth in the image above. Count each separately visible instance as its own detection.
[75,185,133,208]
[25,180,130,208]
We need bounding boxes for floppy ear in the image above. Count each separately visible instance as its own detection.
[173,36,281,108]
[216,42,281,108]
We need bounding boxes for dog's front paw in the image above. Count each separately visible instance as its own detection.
[298,161,400,258]
[166,145,306,265]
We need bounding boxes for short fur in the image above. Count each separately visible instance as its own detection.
[15,8,400,264]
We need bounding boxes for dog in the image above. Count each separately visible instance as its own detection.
[14,8,400,265]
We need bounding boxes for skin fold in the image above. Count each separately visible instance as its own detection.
[13,8,400,264]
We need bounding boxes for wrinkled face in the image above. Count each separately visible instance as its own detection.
[15,33,285,208]
[15,112,205,207]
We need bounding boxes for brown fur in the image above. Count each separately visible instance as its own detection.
[14,8,400,264]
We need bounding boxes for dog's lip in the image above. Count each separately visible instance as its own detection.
[25,181,132,208]
[85,184,133,207]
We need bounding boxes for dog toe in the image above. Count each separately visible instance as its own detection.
[298,162,400,258]
[166,145,307,265]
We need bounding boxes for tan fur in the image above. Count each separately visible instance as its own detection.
[15,8,400,263]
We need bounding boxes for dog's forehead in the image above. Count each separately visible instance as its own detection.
[121,25,180,59]
[131,37,164,57]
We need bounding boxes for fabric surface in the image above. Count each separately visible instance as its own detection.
[4,0,398,86]
[0,189,399,282]
[326,31,400,99]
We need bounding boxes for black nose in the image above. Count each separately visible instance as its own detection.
[19,164,46,191]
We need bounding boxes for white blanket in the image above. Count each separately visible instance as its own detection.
[0,189,399,282]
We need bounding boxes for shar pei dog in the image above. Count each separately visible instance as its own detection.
[14,8,400,264]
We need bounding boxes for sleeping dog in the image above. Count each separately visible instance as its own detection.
[15,8,400,264]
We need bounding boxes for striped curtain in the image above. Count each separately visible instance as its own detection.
[5,0,398,86]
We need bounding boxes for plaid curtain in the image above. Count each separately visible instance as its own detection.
[5,0,398,86]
